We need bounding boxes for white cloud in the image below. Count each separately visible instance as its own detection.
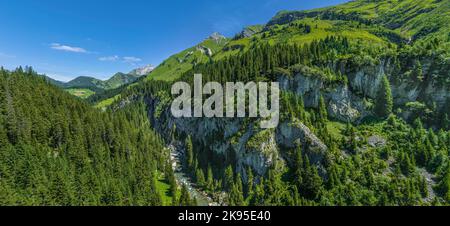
[99,55,119,62]
[50,43,88,53]
[98,55,143,65]
[0,52,15,58]
[123,56,142,63]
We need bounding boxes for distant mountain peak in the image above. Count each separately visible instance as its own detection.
[129,64,155,76]
[208,32,226,41]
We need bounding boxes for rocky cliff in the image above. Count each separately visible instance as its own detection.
[122,56,448,180]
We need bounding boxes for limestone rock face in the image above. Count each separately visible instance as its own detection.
[196,45,213,57]
[279,72,367,123]
[347,60,388,99]
[141,95,329,178]
[277,121,328,166]
[208,32,227,43]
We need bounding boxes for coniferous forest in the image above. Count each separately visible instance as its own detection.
[0,68,172,205]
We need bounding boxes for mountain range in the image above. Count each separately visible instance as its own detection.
[47,64,154,91]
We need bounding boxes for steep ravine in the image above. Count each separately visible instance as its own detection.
[168,141,215,206]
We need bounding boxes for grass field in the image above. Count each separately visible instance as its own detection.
[326,120,346,140]
[66,88,95,99]
[155,172,177,206]
[94,94,121,110]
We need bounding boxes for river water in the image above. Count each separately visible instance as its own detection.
[169,146,212,206]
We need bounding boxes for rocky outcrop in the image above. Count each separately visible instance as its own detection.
[278,72,367,122]
[347,59,389,99]
[279,58,448,123]
[276,120,328,175]
[129,64,155,76]
[208,32,227,44]
[141,95,329,178]
[236,25,264,38]
[196,45,213,57]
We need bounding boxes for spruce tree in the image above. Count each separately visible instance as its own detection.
[185,136,194,170]
[196,168,206,188]
[179,184,192,206]
[438,166,450,203]
[319,96,328,122]
[206,165,214,192]
[224,166,234,192]
[375,75,393,118]
[246,167,254,198]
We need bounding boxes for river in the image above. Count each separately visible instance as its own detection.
[169,145,214,206]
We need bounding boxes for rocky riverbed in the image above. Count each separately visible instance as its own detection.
[168,143,220,206]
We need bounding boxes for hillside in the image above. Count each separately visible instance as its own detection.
[268,0,449,41]
[143,0,448,84]
[147,32,229,81]
[64,76,107,89]
[0,68,180,206]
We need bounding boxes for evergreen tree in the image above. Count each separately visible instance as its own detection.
[375,75,393,118]
[179,184,192,206]
[196,168,206,188]
[438,166,450,203]
[206,165,214,192]
[246,167,254,198]
[166,160,177,196]
[293,147,304,189]
[185,136,194,170]
[318,95,328,122]
[224,166,234,192]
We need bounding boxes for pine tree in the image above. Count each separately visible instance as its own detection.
[246,167,254,198]
[301,155,323,199]
[375,75,393,118]
[224,166,234,192]
[196,168,206,188]
[229,174,245,206]
[438,166,450,203]
[414,61,424,81]
[319,95,328,122]
[294,146,304,189]
[166,160,177,196]
[185,136,194,170]
[206,165,214,192]
[179,184,192,206]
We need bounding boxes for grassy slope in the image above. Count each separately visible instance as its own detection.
[148,38,228,81]
[215,17,388,60]
[272,0,449,40]
[65,88,95,99]
[155,173,176,206]
[94,94,121,109]
[147,17,388,82]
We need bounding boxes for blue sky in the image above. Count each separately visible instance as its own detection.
[0,0,348,81]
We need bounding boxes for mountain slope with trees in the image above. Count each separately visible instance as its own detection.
[0,67,181,206]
